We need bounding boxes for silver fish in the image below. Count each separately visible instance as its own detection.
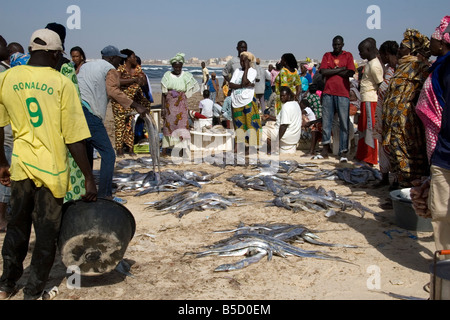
[146,190,245,218]
[214,251,268,272]
[144,113,161,178]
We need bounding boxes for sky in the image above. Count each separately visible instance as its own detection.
[0,0,448,62]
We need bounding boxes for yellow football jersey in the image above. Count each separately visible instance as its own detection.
[0,65,91,198]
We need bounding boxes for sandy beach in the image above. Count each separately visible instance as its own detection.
[0,90,437,301]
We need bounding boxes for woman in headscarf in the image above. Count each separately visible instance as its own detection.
[274,53,302,114]
[229,51,262,149]
[416,16,450,162]
[111,48,152,157]
[161,53,200,157]
[382,29,431,188]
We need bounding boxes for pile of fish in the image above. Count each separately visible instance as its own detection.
[187,222,357,272]
[208,153,320,172]
[256,160,320,175]
[268,185,377,218]
[227,170,375,217]
[115,157,167,171]
[227,171,304,194]
[112,169,223,196]
[145,190,246,218]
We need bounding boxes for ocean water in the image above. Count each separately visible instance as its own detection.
[141,65,224,94]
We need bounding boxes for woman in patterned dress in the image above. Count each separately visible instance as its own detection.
[111,49,152,157]
[382,29,431,188]
[416,16,450,162]
[160,53,200,157]
[274,53,302,114]
[229,51,262,149]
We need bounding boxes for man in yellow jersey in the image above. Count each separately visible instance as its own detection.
[0,29,97,300]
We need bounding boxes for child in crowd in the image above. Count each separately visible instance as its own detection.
[218,89,232,127]
[199,90,214,118]
[198,89,224,126]
[207,72,219,103]
[306,84,322,119]
[301,99,316,125]
[300,99,322,158]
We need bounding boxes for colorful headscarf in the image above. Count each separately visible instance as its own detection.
[170,53,185,65]
[432,15,450,44]
[402,28,431,58]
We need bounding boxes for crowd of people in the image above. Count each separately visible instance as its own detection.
[0,15,449,300]
[190,17,450,262]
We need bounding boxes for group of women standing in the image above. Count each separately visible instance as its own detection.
[159,49,264,156]
[380,16,450,189]
[158,48,307,156]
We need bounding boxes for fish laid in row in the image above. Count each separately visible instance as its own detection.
[134,169,223,196]
[111,168,223,196]
[145,190,246,218]
[187,222,357,272]
[115,157,171,170]
[268,185,377,218]
[227,172,304,195]
[255,160,320,176]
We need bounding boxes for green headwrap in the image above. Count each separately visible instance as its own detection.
[170,53,185,65]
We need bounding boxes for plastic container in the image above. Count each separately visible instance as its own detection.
[390,188,433,232]
[58,198,136,275]
[194,118,213,132]
[190,131,233,152]
[430,250,450,300]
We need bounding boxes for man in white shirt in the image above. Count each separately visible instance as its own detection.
[262,86,302,154]
[355,38,384,166]
[77,45,147,204]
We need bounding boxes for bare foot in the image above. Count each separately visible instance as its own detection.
[116,148,125,158]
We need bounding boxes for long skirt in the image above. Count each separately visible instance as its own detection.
[112,106,135,151]
[356,101,378,165]
[112,84,151,152]
[232,98,262,147]
[162,90,190,149]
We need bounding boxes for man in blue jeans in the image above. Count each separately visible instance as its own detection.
[77,45,148,204]
[319,36,356,162]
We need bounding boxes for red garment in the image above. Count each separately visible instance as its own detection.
[320,51,355,98]
[356,101,378,165]
[189,110,207,119]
